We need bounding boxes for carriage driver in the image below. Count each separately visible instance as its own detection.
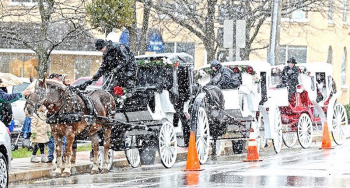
[75,39,137,97]
[276,57,299,102]
[207,60,241,89]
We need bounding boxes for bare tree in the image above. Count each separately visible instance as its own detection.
[0,0,89,79]
[150,0,330,61]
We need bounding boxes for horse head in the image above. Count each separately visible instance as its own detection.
[24,78,48,115]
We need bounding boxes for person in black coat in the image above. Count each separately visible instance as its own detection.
[0,87,13,126]
[207,60,241,89]
[0,80,31,126]
[76,39,137,96]
[276,57,299,102]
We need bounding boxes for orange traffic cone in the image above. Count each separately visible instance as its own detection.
[243,128,263,162]
[320,122,334,149]
[182,131,203,171]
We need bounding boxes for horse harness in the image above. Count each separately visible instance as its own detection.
[46,87,97,125]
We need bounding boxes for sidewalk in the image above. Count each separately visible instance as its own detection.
[9,147,188,183]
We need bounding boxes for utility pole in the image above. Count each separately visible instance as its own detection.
[269,0,282,65]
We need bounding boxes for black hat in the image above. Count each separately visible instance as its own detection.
[210,60,222,70]
[287,57,297,64]
[95,39,106,50]
[48,73,62,79]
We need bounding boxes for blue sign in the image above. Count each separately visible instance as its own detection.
[147,31,164,53]
[119,28,164,53]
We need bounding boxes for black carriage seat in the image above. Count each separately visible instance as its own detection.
[121,65,175,113]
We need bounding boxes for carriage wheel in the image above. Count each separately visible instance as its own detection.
[272,108,283,153]
[257,115,266,153]
[159,121,177,168]
[98,146,114,170]
[282,125,297,148]
[332,103,348,145]
[125,136,140,168]
[195,107,210,164]
[297,113,313,149]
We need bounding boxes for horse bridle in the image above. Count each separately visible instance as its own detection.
[25,82,48,119]
[25,82,72,121]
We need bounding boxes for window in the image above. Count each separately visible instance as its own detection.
[282,0,308,20]
[343,0,348,23]
[341,47,347,85]
[329,0,334,22]
[0,55,10,73]
[74,57,91,80]
[277,46,307,65]
[162,42,195,62]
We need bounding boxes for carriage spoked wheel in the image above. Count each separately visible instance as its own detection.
[159,121,177,168]
[332,103,348,145]
[195,107,210,164]
[297,113,313,149]
[98,146,114,170]
[282,125,297,148]
[125,136,141,168]
[272,107,283,154]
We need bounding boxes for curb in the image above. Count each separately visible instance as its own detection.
[9,150,189,183]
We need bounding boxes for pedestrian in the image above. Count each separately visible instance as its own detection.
[276,57,299,104]
[61,74,71,86]
[75,39,136,97]
[0,87,13,127]
[0,79,31,126]
[207,59,241,89]
[29,105,51,163]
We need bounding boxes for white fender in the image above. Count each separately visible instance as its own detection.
[326,91,342,131]
[268,101,278,140]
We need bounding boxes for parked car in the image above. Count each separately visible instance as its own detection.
[0,121,11,187]
[71,77,104,87]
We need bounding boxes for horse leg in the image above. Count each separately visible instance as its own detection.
[101,126,112,174]
[71,139,77,163]
[90,133,100,174]
[62,130,75,177]
[53,134,63,176]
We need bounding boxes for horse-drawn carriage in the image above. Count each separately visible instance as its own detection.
[270,63,348,149]
[195,61,283,164]
[94,53,195,168]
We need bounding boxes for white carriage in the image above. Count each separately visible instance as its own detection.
[193,61,283,164]
[269,62,348,149]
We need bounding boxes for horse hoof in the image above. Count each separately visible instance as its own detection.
[101,169,109,174]
[61,172,71,177]
[91,170,99,175]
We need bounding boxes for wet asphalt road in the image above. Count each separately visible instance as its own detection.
[11,139,350,188]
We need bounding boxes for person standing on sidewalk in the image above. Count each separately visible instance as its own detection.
[29,106,51,163]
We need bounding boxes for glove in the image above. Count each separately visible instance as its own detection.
[31,133,37,139]
[47,132,51,138]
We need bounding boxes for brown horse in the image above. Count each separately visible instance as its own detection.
[25,78,115,176]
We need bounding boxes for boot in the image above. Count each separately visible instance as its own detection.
[31,156,40,163]
[71,148,77,163]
